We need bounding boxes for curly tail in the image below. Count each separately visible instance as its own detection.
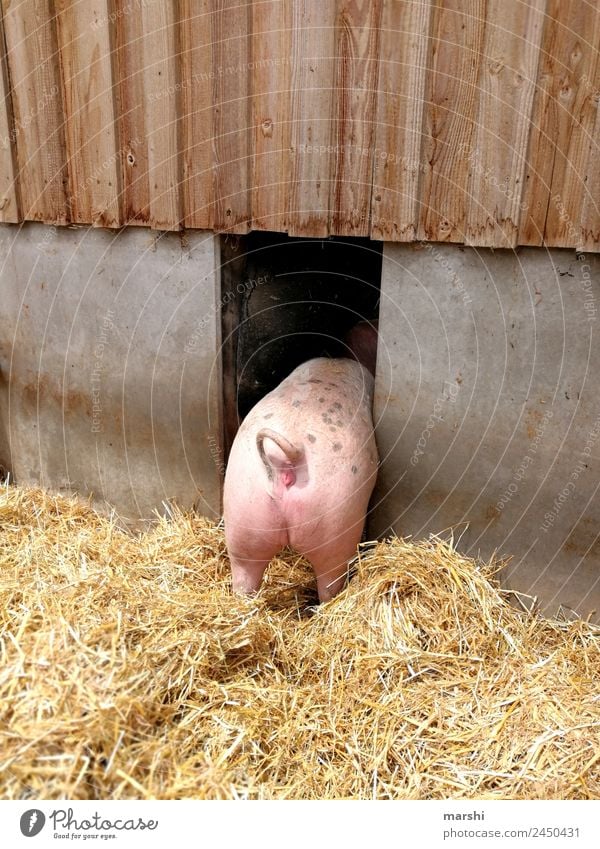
[256,428,303,483]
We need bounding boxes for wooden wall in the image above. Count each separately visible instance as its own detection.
[0,0,597,250]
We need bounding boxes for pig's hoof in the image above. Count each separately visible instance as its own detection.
[231,582,260,597]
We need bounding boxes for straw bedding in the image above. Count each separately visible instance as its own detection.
[1,484,598,800]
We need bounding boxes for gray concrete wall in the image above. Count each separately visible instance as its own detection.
[372,244,600,620]
[0,223,222,526]
[3,224,599,620]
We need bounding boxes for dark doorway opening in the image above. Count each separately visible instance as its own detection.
[220,232,382,459]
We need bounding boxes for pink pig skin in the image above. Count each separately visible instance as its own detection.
[224,357,378,602]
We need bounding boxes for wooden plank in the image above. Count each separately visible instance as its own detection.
[418,1,487,243]
[251,0,292,233]
[141,1,181,231]
[543,3,600,249]
[211,0,251,234]
[464,0,545,248]
[114,0,150,226]
[0,6,20,222]
[329,0,382,237]
[580,92,600,252]
[1,0,68,223]
[55,1,121,227]
[519,1,600,247]
[370,0,432,241]
[287,0,337,237]
[180,0,214,230]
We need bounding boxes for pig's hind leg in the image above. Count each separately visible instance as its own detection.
[226,525,283,596]
[305,520,364,603]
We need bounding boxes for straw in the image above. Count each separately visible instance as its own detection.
[1,483,598,799]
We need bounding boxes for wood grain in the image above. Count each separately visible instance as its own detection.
[465,0,545,248]
[251,0,292,233]
[180,0,214,230]
[371,0,433,241]
[519,0,600,247]
[543,2,600,249]
[288,0,337,237]
[580,85,600,252]
[55,0,121,227]
[0,1,597,251]
[211,0,251,234]
[418,1,486,243]
[114,0,150,226]
[2,0,68,223]
[329,0,382,237]
[141,0,181,230]
[0,6,20,222]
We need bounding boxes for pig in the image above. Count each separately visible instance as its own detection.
[344,319,378,377]
[224,335,378,603]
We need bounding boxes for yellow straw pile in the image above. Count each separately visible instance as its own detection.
[1,484,598,799]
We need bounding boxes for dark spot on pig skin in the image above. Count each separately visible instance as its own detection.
[324,386,332,392]
[318,397,325,403]
[336,420,343,427]
[352,465,358,474]
[333,442,342,452]
[264,413,273,419]
[292,399,302,407]
[329,427,337,432]
[307,433,316,443]
[333,401,342,410]
[308,379,323,384]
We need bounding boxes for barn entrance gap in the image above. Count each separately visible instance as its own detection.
[220,232,382,459]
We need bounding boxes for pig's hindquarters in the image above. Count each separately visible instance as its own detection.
[225,424,375,602]
[284,442,376,601]
[224,427,290,595]
[225,357,377,602]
